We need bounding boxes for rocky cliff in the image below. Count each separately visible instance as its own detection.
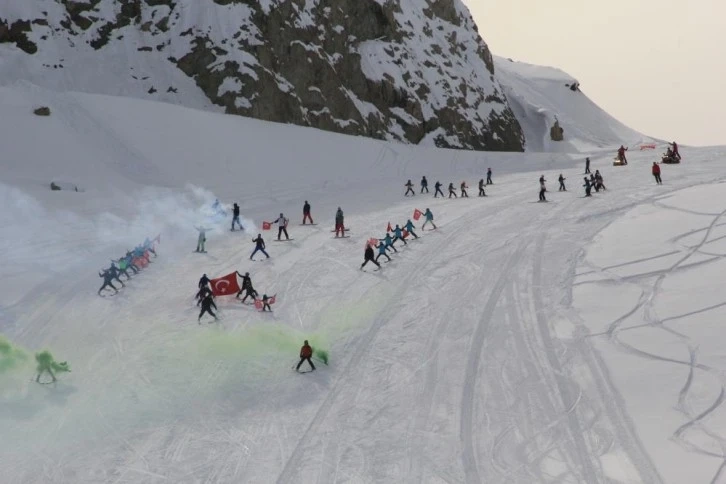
[0,0,524,151]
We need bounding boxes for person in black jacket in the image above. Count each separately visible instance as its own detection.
[558,174,566,191]
[196,285,213,306]
[198,293,218,323]
[98,269,119,295]
[302,200,313,225]
[583,177,592,197]
[231,203,243,231]
[360,243,381,270]
[198,273,210,289]
[420,176,429,194]
[250,234,270,260]
[235,271,253,299]
[486,167,493,185]
[434,181,444,198]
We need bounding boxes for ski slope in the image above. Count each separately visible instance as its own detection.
[2,77,726,484]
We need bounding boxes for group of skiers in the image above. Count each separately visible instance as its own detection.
[361,209,436,270]
[195,271,273,322]
[98,238,158,295]
[405,169,493,199]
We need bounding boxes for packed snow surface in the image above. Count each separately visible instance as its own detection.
[1,75,726,483]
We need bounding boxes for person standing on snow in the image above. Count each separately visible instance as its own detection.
[405,179,415,197]
[539,175,547,202]
[361,243,381,270]
[98,269,119,295]
[273,213,289,240]
[250,234,270,260]
[448,182,457,198]
[375,240,392,263]
[198,293,218,323]
[652,162,662,185]
[422,208,437,230]
[302,200,313,225]
[196,284,213,307]
[558,174,566,191]
[420,176,429,194]
[670,141,681,160]
[617,146,628,165]
[585,157,591,174]
[382,232,398,252]
[478,179,486,197]
[260,294,272,312]
[487,167,493,185]
[404,219,419,239]
[460,181,469,198]
[583,177,592,197]
[199,273,211,289]
[296,340,316,372]
[235,271,252,299]
[434,181,444,198]
[594,170,606,191]
[194,226,212,253]
[231,203,244,231]
[391,224,408,246]
[335,207,345,237]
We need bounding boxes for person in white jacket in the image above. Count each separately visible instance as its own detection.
[273,213,289,240]
[195,226,212,252]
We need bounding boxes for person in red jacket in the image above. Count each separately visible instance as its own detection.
[670,141,681,160]
[617,145,628,164]
[296,340,316,372]
[652,162,662,185]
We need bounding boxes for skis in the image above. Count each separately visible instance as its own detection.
[330,229,350,233]
[272,239,295,242]
[334,235,351,239]
[193,250,208,253]
[299,223,318,226]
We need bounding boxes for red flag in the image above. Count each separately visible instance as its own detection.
[210,272,241,296]
[402,229,409,239]
[368,237,378,247]
[386,222,392,232]
[133,257,148,268]
[262,221,271,230]
[413,209,423,221]
[268,294,277,305]
[254,299,263,310]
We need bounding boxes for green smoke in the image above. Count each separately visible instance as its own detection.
[0,335,29,373]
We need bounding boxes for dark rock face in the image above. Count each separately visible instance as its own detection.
[0,0,525,151]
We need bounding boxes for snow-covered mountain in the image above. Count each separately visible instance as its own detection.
[0,0,526,151]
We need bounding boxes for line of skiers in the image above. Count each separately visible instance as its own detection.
[98,238,158,295]
[406,170,492,199]
[361,209,435,270]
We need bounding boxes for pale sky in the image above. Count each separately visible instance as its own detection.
[466,0,726,146]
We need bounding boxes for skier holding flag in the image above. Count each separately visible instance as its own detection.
[422,208,436,230]
[404,219,419,239]
[376,240,392,262]
[360,243,381,270]
[392,224,407,246]
[382,232,398,252]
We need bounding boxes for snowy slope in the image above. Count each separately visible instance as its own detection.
[495,56,655,153]
[2,79,726,483]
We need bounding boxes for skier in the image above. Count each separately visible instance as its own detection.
[375,240,392,263]
[335,207,345,238]
[486,167,493,185]
[585,157,591,174]
[591,174,599,192]
[420,176,429,194]
[652,162,662,185]
[198,273,211,289]
[617,145,628,165]
[360,243,381,270]
[195,226,211,253]
[583,177,592,197]
[594,170,606,190]
[405,179,415,197]
[196,284,213,307]
[273,213,289,240]
[198,293,218,323]
[460,181,469,198]
[539,175,547,202]
[434,181,444,198]
[231,203,243,231]
[302,200,313,225]
[235,271,252,299]
[558,174,566,191]
[296,340,316,372]
[404,219,419,239]
[34,351,70,383]
[212,199,225,216]
[250,234,270,260]
[670,141,681,160]
[98,269,118,295]
[478,179,486,197]
[260,294,272,312]
[143,237,157,258]
[392,224,407,246]
[448,182,457,198]
[114,258,132,280]
[422,208,437,230]
[382,232,398,252]
[123,251,140,274]
[241,285,258,304]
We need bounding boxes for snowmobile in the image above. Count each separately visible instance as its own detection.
[612,156,627,167]
[661,151,681,164]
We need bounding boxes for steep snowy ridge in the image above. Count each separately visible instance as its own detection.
[0,0,523,151]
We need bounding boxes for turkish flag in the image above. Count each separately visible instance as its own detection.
[262,221,272,230]
[368,238,378,247]
[210,272,241,296]
[413,209,423,221]
[254,299,263,310]
[402,229,409,238]
[133,257,148,268]
[386,222,392,232]
[268,294,277,305]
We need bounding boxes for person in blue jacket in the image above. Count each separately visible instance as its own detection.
[392,224,407,246]
[404,219,419,239]
[375,241,391,262]
[381,233,398,253]
[421,208,437,230]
